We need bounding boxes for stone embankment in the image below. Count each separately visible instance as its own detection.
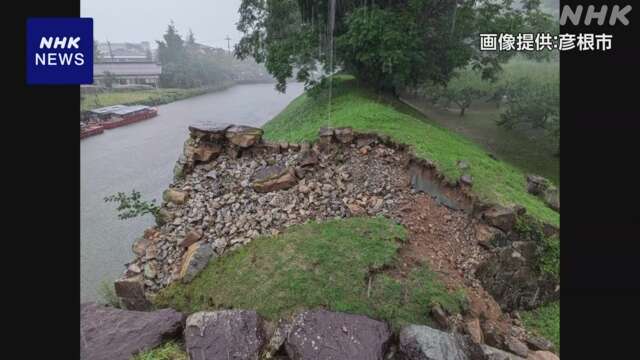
[81,305,559,360]
[96,123,560,359]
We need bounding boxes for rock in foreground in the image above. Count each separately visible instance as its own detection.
[285,309,392,360]
[184,310,266,360]
[398,324,484,360]
[80,302,183,360]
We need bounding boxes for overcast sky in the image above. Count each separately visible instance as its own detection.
[81,0,243,49]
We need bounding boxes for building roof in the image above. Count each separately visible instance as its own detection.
[98,42,151,57]
[94,62,162,76]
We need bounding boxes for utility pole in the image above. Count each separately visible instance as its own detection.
[106,39,114,60]
[224,35,231,54]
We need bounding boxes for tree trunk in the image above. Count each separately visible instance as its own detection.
[459,107,466,117]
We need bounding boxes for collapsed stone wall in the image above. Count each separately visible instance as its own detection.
[114,123,559,317]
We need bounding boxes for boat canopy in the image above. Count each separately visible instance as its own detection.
[89,104,128,115]
[89,104,151,116]
[110,105,151,115]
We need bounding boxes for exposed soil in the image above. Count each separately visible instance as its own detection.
[391,193,505,324]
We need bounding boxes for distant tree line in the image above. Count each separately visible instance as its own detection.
[157,21,271,89]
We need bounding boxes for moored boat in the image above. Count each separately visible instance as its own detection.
[80,124,105,139]
[100,105,158,129]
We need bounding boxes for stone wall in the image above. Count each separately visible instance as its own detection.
[114,123,559,314]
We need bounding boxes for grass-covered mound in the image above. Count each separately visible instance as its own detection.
[154,217,466,329]
[263,75,559,226]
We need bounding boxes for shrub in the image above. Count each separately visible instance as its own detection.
[104,190,160,221]
[97,280,120,308]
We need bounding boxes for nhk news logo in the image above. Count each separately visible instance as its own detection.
[26,18,93,85]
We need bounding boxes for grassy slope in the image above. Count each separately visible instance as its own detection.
[402,101,560,185]
[154,217,466,330]
[522,301,560,351]
[263,75,559,226]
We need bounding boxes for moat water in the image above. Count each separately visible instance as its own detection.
[81,82,304,301]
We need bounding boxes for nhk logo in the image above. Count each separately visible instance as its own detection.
[36,37,85,66]
[27,18,93,85]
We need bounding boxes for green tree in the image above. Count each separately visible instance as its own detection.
[102,71,116,89]
[157,21,185,65]
[93,40,102,62]
[236,0,554,93]
[440,68,491,116]
[498,77,560,153]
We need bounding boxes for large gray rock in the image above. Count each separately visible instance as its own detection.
[285,309,391,360]
[527,351,559,360]
[80,302,183,360]
[542,187,559,212]
[526,175,559,212]
[184,310,266,360]
[398,324,484,360]
[482,206,517,233]
[252,165,298,193]
[525,335,555,352]
[114,275,150,310]
[189,122,233,141]
[179,241,215,283]
[481,344,526,360]
[526,175,550,196]
[225,125,264,148]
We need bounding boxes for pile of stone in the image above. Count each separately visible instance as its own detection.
[116,124,416,304]
[81,303,559,360]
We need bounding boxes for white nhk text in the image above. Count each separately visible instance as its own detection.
[35,36,85,66]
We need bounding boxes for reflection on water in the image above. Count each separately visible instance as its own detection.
[81,82,304,301]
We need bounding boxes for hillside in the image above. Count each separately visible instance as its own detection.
[263,76,559,226]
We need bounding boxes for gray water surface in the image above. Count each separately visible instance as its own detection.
[81,82,304,301]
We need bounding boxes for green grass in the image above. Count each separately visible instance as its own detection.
[263,75,559,226]
[401,100,559,185]
[404,57,560,184]
[131,341,187,360]
[153,217,466,330]
[539,234,560,281]
[80,82,235,112]
[522,301,560,352]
